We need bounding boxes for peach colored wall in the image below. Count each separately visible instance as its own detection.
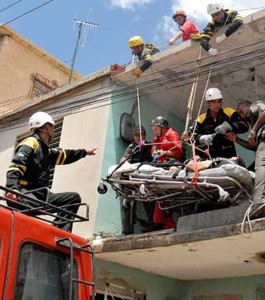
[0,35,79,101]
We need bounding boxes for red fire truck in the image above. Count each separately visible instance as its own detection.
[0,186,95,300]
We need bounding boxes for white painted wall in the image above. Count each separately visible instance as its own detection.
[52,104,110,238]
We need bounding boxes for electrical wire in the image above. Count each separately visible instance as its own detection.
[2,55,265,132]
[0,0,23,14]
[2,38,265,112]
[0,0,55,27]
[1,39,265,131]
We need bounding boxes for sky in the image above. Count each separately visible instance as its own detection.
[1,0,264,76]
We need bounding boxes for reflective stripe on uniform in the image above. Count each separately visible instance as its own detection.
[17,137,39,153]
[56,149,67,165]
[223,107,236,118]
[233,16,243,22]
[196,113,207,124]
[7,167,24,175]
[19,180,29,185]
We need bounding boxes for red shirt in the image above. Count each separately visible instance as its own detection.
[153,128,182,162]
[180,20,199,42]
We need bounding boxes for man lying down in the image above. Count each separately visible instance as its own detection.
[105,156,254,233]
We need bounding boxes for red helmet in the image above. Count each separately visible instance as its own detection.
[173,9,186,19]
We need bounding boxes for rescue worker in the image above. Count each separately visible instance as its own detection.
[120,125,152,164]
[129,35,159,77]
[200,3,243,55]
[151,116,183,163]
[5,111,97,232]
[120,125,154,234]
[187,88,249,158]
[151,116,183,230]
[232,100,265,219]
[168,9,199,45]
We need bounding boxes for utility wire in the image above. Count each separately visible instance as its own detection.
[2,56,265,132]
[1,0,55,27]
[1,43,265,130]
[0,0,23,14]
[1,37,265,109]
[1,38,265,130]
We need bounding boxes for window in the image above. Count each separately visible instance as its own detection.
[96,294,145,300]
[96,289,146,300]
[15,117,63,188]
[14,243,77,300]
[29,73,59,98]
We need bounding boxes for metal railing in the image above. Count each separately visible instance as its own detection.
[0,185,89,226]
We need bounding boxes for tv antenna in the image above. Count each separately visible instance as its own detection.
[68,8,99,83]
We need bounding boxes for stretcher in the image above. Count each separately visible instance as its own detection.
[97,159,254,211]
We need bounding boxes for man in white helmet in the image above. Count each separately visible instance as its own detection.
[128,35,159,77]
[200,3,243,55]
[6,111,97,232]
[187,88,248,158]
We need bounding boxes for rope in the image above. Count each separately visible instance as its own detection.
[190,139,199,186]
[192,67,213,136]
[131,54,143,144]
[184,46,202,132]
[143,140,182,146]
[136,82,143,144]
[240,202,254,237]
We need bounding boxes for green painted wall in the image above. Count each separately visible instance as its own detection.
[182,274,265,299]
[95,92,185,236]
[96,258,265,300]
[96,259,181,300]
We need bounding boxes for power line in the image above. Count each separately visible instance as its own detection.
[2,55,265,132]
[1,37,265,130]
[0,0,23,14]
[1,0,55,27]
[1,37,265,110]
[0,41,264,130]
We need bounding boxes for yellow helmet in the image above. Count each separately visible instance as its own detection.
[129,36,144,48]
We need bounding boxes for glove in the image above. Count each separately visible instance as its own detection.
[208,48,218,56]
[152,150,164,162]
[6,190,21,202]
[199,134,213,146]
[132,68,143,77]
[216,33,227,44]
[215,121,232,135]
[153,150,164,157]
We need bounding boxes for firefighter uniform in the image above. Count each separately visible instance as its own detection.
[6,133,88,231]
[200,9,243,52]
[189,107,249,158]
[122,141,152,164]
[136,43,160,72]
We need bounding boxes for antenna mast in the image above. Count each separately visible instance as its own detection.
[68,12,99,83]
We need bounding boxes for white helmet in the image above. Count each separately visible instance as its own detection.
[207,3,223,15]
[29,111,55,131]
[205,88,223,101]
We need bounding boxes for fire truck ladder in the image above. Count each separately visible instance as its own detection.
[56,237,96,300]
[0,186,89,227]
